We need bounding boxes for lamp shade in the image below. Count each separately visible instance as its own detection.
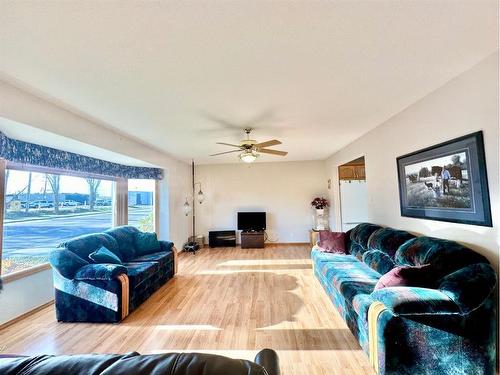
[239,150,258,163]
[197,189,204,204]
[183,198,192,216]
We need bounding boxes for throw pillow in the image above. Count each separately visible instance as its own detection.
[374,264,434,290]
[135,231,161,256]
[318,231,346,253]
[89,246,123,265]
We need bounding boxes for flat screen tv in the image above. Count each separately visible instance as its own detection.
[237,212,266,232]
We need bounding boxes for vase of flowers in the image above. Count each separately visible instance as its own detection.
[311,197,330,230]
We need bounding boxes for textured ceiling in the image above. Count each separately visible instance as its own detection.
[0,1,497,164]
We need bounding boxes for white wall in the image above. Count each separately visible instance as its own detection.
[326,52,499,270]
[0,269,53,325]
[0,80,191,325]
[196,161,328,243]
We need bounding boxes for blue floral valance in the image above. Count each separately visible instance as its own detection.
[0,132,163,180]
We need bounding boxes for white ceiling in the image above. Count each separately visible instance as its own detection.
[0,1,498,164]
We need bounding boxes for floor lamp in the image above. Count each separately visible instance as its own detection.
[183,160,204,253]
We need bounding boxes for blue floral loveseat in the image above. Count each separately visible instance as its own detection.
[312,223,496,375]
[49,226,177,323]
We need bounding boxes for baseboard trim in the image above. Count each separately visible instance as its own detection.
[0,300,54,331]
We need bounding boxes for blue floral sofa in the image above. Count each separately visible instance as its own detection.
[312,223,496,375]
[49,226,177,323]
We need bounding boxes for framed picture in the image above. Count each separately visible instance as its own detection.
[397,131,492,227]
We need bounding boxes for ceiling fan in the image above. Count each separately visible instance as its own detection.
[210,128,288,163]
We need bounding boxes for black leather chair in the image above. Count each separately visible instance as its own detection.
[0,349,280,375]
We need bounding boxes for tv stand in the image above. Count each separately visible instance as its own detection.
[241,231,265,249]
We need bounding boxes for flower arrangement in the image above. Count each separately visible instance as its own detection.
[311,197,329,209]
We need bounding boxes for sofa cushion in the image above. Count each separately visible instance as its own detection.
[362,250,395,275]
[49,249,89,279]
[89,246,123,265]
[395,236,490,281]
[350,243,368,261]
[374,264,434,290]
[105,226,140,261]
[59,233,120,260]
[131,251,173,269]
[311,248,359,264]
[319,261,380,306]
[124,262,160,290]
[135,232,161,256]
[74,263,127,281]
[349,223,383,250]
[439,263,497,314]
[318,231,346,253]
[371,286,460,315]
[367,227,415,258]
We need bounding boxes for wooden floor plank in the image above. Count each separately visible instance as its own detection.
[0,245,374,375]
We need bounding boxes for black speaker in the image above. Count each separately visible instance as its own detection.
[209,230,236,248]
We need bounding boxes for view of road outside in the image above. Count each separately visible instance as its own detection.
[128,179,155,232]
[2,170,154,276]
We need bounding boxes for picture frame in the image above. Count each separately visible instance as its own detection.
[396,131,492,227]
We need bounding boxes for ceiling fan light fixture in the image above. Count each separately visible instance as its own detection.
[239,150,258,163]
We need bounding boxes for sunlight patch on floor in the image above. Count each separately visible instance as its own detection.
[217,259,311,267]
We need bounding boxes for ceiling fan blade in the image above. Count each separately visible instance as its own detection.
[259,148,288,156]
[216,142,242,148]
[210,149,243,156]
[255,139,281,148]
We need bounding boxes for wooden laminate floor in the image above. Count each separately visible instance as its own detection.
[0,245,374,375]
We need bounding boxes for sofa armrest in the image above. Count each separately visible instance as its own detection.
[159,240,177,274]
[49,248,89,279]
[254,349,280,375]
[370,286,460,316]
[159,240,174,252]
[74,264,127,281]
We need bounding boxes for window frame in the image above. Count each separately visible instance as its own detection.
[0,161,123,281]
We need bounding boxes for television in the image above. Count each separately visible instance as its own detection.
[237,212,266,232]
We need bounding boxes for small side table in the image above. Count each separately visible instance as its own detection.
[309,230,320,247]
[241,231,265,248]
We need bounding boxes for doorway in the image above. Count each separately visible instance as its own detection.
[338,157,368,231]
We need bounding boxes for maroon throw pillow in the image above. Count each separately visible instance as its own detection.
[374,264,434,290]
[318,231,346,253]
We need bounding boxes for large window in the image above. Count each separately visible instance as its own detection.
[128,179,155,232]
[2,167,114,276]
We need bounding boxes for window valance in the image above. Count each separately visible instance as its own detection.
[0,132,163,180]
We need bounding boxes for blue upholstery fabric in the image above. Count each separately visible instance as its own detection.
[348,223,383,260]
[59,233,120,260]
[49,249,89,279]
[135,232,161,256]
[105,226,140,261]
[395,236,489,276]
[368,228,415,258]
[131,251,173,269]
[362,250,395,275]
[371,287,460,315]
[311,223,497,375]
[49,227,176,323]
[52,271,123,323]
[159,240,175,253]
[311,248,358,264]
[88,246,123,264]
[439,263,497,314]
[74,264,127,281]
[124,262,159,290]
